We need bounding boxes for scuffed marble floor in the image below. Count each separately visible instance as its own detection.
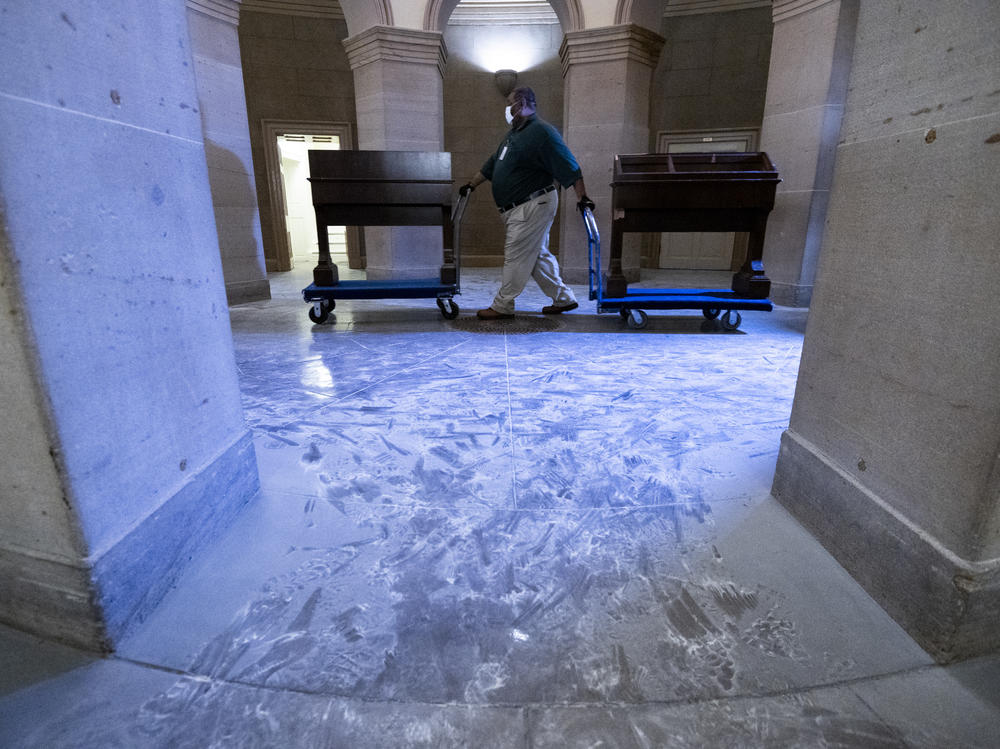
[2,266,999,748]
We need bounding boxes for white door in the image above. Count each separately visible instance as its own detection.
[655,131,757,270]
[276,134,343,267]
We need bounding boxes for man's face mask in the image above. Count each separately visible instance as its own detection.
[505,105,514,125]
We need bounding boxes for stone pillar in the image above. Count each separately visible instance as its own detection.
[758,0,859,307]
[772,0,1000,662]
[558,24,664,285]
[0,239,104,648]
[343,26,448,281]
[186,0,270,305]
[0,1,258,650]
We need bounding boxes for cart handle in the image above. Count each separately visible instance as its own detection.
[449,190,471,293]
[581,206,601,303]
[451,189,469,224]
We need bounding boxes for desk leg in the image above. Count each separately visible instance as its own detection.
[603,220,629,298]
[732,213,770,298]
[313,212,339,286]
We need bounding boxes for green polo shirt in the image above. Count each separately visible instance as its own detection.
[480,115,583,208]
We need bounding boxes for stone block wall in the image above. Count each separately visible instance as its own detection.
[651,9,772,136]
[0,0,258,650]
[0,234,101,647]
[238,11,356,271]
[643,8,772,269]
[757,0,858,308]
[772,0,1000,661]
[187,5,270,304]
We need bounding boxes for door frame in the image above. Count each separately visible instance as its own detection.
[261,120,355,272]
[655,128,758,154]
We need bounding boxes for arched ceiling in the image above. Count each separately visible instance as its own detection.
[246,1,771,38]
[338,0,393,32]
[424,0,582,33]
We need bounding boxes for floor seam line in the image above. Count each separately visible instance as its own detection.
[103,653,948,712]
[505,333,518,510]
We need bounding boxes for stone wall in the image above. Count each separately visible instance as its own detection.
[644,8,772,268]
[238,11,356,271]
[187,6,271,304]
[772,0,1000,662]
[757,0,858,308]
[651,8,773,135]
[0,0,258,649]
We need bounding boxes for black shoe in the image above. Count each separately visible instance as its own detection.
[477,307,515,320]
[542,301,578,314]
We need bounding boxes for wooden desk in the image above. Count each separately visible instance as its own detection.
[307,150,455,286]
[607,152,780,298]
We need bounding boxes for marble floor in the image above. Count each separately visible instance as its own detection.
[2,266,999,748]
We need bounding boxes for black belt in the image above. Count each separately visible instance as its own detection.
[498,185,556,214]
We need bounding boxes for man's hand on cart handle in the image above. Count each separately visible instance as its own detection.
[461,173,486,198]
[577,195,595,215]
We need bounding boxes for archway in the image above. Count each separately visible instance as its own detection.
[337,0,393,35]
[424,0,583,33]
[614,0,666,30]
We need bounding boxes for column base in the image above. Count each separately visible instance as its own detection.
[772,429,1000,663]
[769,281,813,308]
[0,548,109,652]
[0,433,259,652]
[93,432,259,647]
[225,279,271,306]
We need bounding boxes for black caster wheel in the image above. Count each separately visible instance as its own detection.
[437,298,460,319]
[308,300,331,324]
[721,309,742,331]
[703,308,720,320]
[626,309,648,330]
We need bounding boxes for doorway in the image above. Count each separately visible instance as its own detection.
[277,134,344,267]
[261,120,360,272]
[651,129,758,271]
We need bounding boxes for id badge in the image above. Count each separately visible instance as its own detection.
[499,145,508,160]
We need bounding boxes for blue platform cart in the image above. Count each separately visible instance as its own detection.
[583,152,779,330]
[301,150,469,324]
[582,205,773,330]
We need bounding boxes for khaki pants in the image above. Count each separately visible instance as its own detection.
[490,190,577,315]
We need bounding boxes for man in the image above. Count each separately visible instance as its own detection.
[460,86,595,320]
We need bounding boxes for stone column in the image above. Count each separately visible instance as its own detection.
[758,0,859,307]
[772,0,1000,662]
[0,1,258,649]
[343,26,448,281]
[187,0,270,304]
[558,24,664,285]
[0,241,103,648]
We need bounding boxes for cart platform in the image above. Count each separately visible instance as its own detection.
[304,280,457,299]
[598,289,773,312]
[583,204,773,330]
[302,279,462,322]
